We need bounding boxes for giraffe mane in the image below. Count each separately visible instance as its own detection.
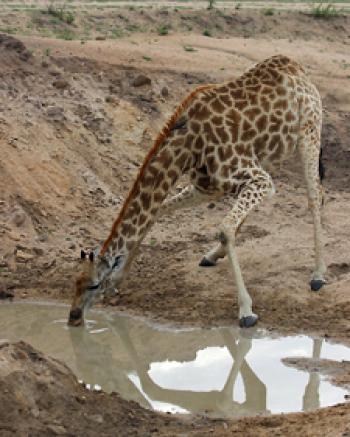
[100,84,215,256]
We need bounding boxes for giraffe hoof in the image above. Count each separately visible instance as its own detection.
[310,279,326,292]
[199,257,216,267]
[239,314,258,328]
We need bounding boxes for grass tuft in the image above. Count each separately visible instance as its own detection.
[310,3,342,19]
[183,46,197,52]
[157,24,169,36]
[45,2,75,25]
[263,8,275,16]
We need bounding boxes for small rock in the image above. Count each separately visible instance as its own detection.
[0,290,14,300]
[96,36,106,41]
[46,106,65,121]
[47,425,67,435]
[75,395,86,404]
[41,60,49,68]
[11,211,26,227]
[132,74,152,87]
[53,79,69,90]
[32,247,44,256]
[37,233,48,242]
[31,408,40,418]
[90,414,104,424]
[109,296,120,306]
[48,69,61,77]
[161,86,169,97]
[15,250,34,263]
[105,95,118,104]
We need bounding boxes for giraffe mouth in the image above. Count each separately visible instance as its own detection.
[68,307,84,327]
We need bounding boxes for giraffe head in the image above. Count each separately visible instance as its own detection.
[68,248,126,326]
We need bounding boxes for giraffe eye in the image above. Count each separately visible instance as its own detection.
[112,256,123,269]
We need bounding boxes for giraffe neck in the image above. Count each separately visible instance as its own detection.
[98,83,215,272]
[100,130,191,266]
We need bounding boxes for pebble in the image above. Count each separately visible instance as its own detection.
[47,425,67,435]
[53,79,69,90]
[105,95,118,104]
[11,210,27,226]
[90,414,104,424]
[161,86,169,97]
[15,250,34,263]
[132,74,152,87]
[46,106,65,121]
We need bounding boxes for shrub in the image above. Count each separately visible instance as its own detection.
[157,25,169,36]
[184,46,196,52]
[46,2,75,25]
[263,8,274,16]
[310,3,341,19]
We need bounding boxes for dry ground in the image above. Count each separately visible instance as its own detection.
[0,4,350,436]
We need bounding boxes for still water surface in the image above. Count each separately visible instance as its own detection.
[0,302,349,418]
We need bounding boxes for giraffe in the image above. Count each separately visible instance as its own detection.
[68,55,326,328]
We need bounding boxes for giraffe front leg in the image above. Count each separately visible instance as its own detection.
[219,171,275,328]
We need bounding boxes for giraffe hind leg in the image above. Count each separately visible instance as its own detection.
[199,218,248,267]
[299,131,326,291]
[199,242,226,267]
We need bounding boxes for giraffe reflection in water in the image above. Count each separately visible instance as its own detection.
[68,321,323,418]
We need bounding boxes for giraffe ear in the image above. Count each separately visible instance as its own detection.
[80,250,86,259]
[89,252,94,262]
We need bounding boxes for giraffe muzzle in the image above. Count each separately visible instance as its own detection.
[68,307,84,327]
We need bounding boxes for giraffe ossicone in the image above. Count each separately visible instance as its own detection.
[68,55,326,328]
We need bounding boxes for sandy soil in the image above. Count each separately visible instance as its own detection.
[0,5,350,436]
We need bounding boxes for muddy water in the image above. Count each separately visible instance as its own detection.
[0,302,349,418]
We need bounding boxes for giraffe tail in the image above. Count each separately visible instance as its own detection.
[319,147,325,183]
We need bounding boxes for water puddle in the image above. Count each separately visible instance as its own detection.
[0,302,349,418]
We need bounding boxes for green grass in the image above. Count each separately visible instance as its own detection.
[263,7,275,15]
[126,24,143,32]
[202,29,212,37]
[142,55,152,61]
[0,26,17,34]
[310,3,342,18]
[45,3,75,25]
[55,29,75,40]
[157,24,169,35]
[111,27,123,38]
[183,45,197,51]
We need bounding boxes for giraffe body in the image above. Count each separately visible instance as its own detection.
[69,55,325,328]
